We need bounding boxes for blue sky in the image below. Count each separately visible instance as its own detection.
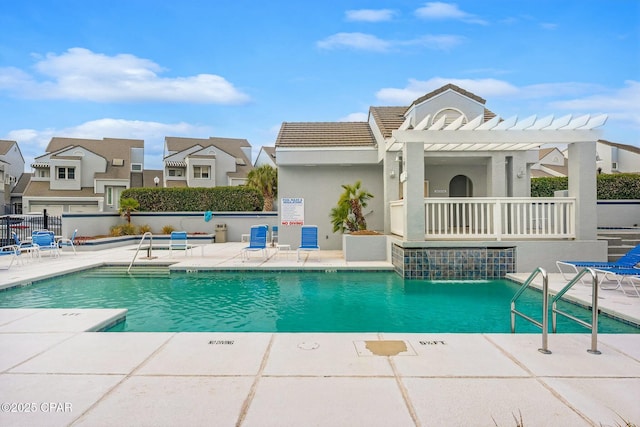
[1,1,638,171]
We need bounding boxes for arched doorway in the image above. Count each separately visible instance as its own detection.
[449,175,473,197]
[449,175,473,230]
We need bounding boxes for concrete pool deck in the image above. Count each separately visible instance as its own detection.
[1,242,639,426]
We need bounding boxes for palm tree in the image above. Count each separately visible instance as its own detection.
[330,181,373,233]
[246,165,278,211]
[119,197,140,224]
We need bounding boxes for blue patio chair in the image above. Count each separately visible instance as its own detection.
[32,231,60,258]
[12,231,40,260]
[556,244,640,281]
[241,225,268,261]
[57,229,77,254]
[297,225,320,262]
[170,231,192,256]
[0,244,19,269]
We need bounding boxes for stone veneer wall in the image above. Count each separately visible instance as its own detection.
[392,245,516,280]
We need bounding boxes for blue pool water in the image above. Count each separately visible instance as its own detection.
[0,269,637,333]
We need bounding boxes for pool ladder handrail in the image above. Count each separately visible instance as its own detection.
[551,267,601,355]
[128,232,153,273]
[510,267,551,354]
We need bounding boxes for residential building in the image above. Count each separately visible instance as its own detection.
[254,146,276,168]
[531,147,568,178]
[0,140,26,214]
[597,139,640,174]
[162,136,253,188]
[23,137,145,213]
[276,83,607,277]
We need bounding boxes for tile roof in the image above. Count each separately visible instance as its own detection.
[369,107,408,139]
[275,122,375,147]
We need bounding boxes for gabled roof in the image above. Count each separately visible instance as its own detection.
[11,173,32,195]
[262,146,276,159]
[408,83,486,109]
[0,139,17,155]
[46,137,143,158]
[369,107,408,139]
[598,139,640,155]
[276,122,375,147]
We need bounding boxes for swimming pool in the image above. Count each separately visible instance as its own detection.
[1,268,637,333]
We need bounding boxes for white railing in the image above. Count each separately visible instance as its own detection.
[390,197,575,240]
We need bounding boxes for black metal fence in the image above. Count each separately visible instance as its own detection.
[0,210,63,246]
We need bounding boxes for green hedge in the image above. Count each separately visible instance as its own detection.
[531,173,640,199]
[121,187,264,212]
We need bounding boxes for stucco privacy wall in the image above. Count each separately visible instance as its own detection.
[61,212,279,242]
[277,164,384,250]
[597,200,640,228]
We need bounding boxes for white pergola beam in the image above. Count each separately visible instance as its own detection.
[413,114,431,130]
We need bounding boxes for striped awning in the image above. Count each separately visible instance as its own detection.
[165,161,186,167]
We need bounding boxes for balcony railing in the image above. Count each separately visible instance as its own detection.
[390,197,575,240]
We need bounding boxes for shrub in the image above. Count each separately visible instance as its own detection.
[532,173,640,199]
[161,225,175,234]
[138,224,152,234]
[109,225,123,237]
[120,186,263,212]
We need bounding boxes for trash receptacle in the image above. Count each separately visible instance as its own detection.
[215,224,227,243]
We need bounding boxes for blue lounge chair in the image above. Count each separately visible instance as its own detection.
[170,231,192,256]
[32,231,60,258]
[241,225,268,261]
[0,244,19,269]
[297,225,320,262]
[12,231,40,260]
[593,267,640,297]
[556,244,640,280]
[57,229,77,254]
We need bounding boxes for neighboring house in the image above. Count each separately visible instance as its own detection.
[162,137,253,188]
[254,146,276,168]
[0,140,26,214]
[531,147,568,178]
[597,139,640,174]
[276,83,607,277]
[10,173,32,214]
[23,137,145,214]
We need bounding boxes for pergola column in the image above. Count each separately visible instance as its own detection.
[402,141,426,240]
[568,140,598,240]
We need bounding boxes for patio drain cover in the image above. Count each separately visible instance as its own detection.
[298,341,320,350]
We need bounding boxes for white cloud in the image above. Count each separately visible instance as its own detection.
[6,118,212,171]
[318,33,464,52]
[550,80,640,127]
[345,9,396,22]
[317,33,391,51]
[339,112,368,122]
[540,22,558,30]
[402,34,465,51]
[0,48,250,104]
[375,77,518,104]
[415,2,487,25]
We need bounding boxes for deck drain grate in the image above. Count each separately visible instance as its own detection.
[298,342,320,350]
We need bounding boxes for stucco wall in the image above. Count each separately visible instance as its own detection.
[277,164,384,250]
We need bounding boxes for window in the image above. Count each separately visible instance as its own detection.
[57,167,75,180]
[38,169,50,178]
[168,169,184,177]
[106,187,113,206]
[193,166,210,179]
[131,163,143,172]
